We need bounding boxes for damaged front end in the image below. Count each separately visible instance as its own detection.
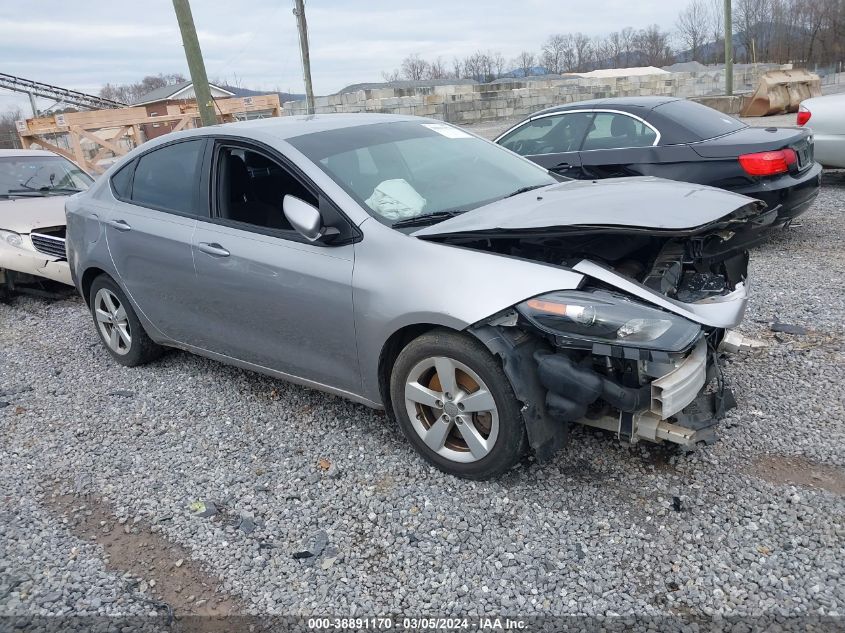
[413,181,767,458]
[472,298,736,460]
[460,210,759,459]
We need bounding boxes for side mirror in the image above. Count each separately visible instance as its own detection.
[283,195,323,242]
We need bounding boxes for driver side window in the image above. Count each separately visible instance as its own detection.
[214,146,318,232]
[499,112,594,156]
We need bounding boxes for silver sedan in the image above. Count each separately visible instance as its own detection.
[66,114,763,479]
[798,93,845,168]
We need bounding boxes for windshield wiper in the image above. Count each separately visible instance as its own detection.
[504,184,549,199]
[392,210,463,229]
[6,187,83,196]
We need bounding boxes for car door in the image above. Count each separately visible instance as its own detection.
[577,110,661,179]
[189,140,360,393]
[104,138,209,343]
[497,112,592,178]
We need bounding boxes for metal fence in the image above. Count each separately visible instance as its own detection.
[806,63,842,86]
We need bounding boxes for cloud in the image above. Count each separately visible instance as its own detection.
[1,0,676,112]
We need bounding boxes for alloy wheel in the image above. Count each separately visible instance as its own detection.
[403,355,500,463]
[94,288,131,355]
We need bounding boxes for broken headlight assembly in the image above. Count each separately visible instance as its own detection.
[0,230,25,250]
[517,290,701,352]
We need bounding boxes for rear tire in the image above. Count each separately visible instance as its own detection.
[390,328,527,479]
[88,275,163,367]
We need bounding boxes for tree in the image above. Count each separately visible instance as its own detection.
[677,0,710,61]
[491,51,506,78]
[635,25,674,66]
[400,54,429,81]
[606,32,624,67]
[620,27,637,66]
[463,51,496,82]
[573,32,593,71]
[381,68,401,82]
[513,51,536,77]
[427,57,448,80]
[707,0,725,62]
[99,72,186,104]
[451,57,463,79]
[541,34,568,74]
[0,107,23,149]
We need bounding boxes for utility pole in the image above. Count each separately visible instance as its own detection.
[172,0,218,126]
[293,0,315,114]
[724,0,733,96]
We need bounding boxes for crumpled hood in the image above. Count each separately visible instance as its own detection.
[0,196,68,234]
[413,177,761,237]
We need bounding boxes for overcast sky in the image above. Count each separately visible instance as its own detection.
[1,0,676,114]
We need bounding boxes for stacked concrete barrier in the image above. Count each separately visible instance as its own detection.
[283,64,781,122]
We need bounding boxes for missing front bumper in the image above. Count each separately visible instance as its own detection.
[537,338,734,448]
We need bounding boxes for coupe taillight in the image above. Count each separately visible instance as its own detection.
[738,149,797,176]
[797,106,811,126]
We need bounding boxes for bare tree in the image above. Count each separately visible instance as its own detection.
[620,26,637,66]
[707,0,725,62]
[463,51,495,83]
[0,107,23,149]
[451,57,463,79]
[400,54,429,81]
[635,25,674,66]
[541,34,568,74]
[427,57,448,80]
[606,32,624,67]
[676,0,710,61]
[513,51,536,77]
[99,73,186,104]
[381,68,401,82]
[491,51,506,78]
[573,32,593,71]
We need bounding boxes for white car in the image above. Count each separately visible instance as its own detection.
[797,93,845,168]
[0,149,93,290]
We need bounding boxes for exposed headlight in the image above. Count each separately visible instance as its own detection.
[517,290,701,352]
[0,230,25,249]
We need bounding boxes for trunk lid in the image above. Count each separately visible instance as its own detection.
[691,126,814,171]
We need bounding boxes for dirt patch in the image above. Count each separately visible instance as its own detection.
[45,489,243,630]
[748,455,845,495]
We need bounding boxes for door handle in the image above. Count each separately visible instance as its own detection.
[105,219,131,231]
[551,162,571,170]
[198,242,230,257]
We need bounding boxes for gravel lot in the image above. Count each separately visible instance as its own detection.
[1,115,844,628]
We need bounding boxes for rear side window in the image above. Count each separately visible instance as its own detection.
[654,100,746,140]
[110,161,134,199]
[499,112,594,155]
[131,140,204,214]
[581,112,657,151]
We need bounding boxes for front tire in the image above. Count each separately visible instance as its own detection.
[88,275,163,367]
[390,329,527,479]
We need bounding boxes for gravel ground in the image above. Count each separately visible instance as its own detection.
[1,141,844,627]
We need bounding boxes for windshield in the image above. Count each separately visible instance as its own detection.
[0,155,93,197]
[287,121,556,226]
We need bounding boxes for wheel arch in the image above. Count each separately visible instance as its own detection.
[80,266,110,306]
[377,323,460,419]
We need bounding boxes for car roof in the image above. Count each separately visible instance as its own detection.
[529,96,682,118]
[180,113,423,141]
[0,149,61,158]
